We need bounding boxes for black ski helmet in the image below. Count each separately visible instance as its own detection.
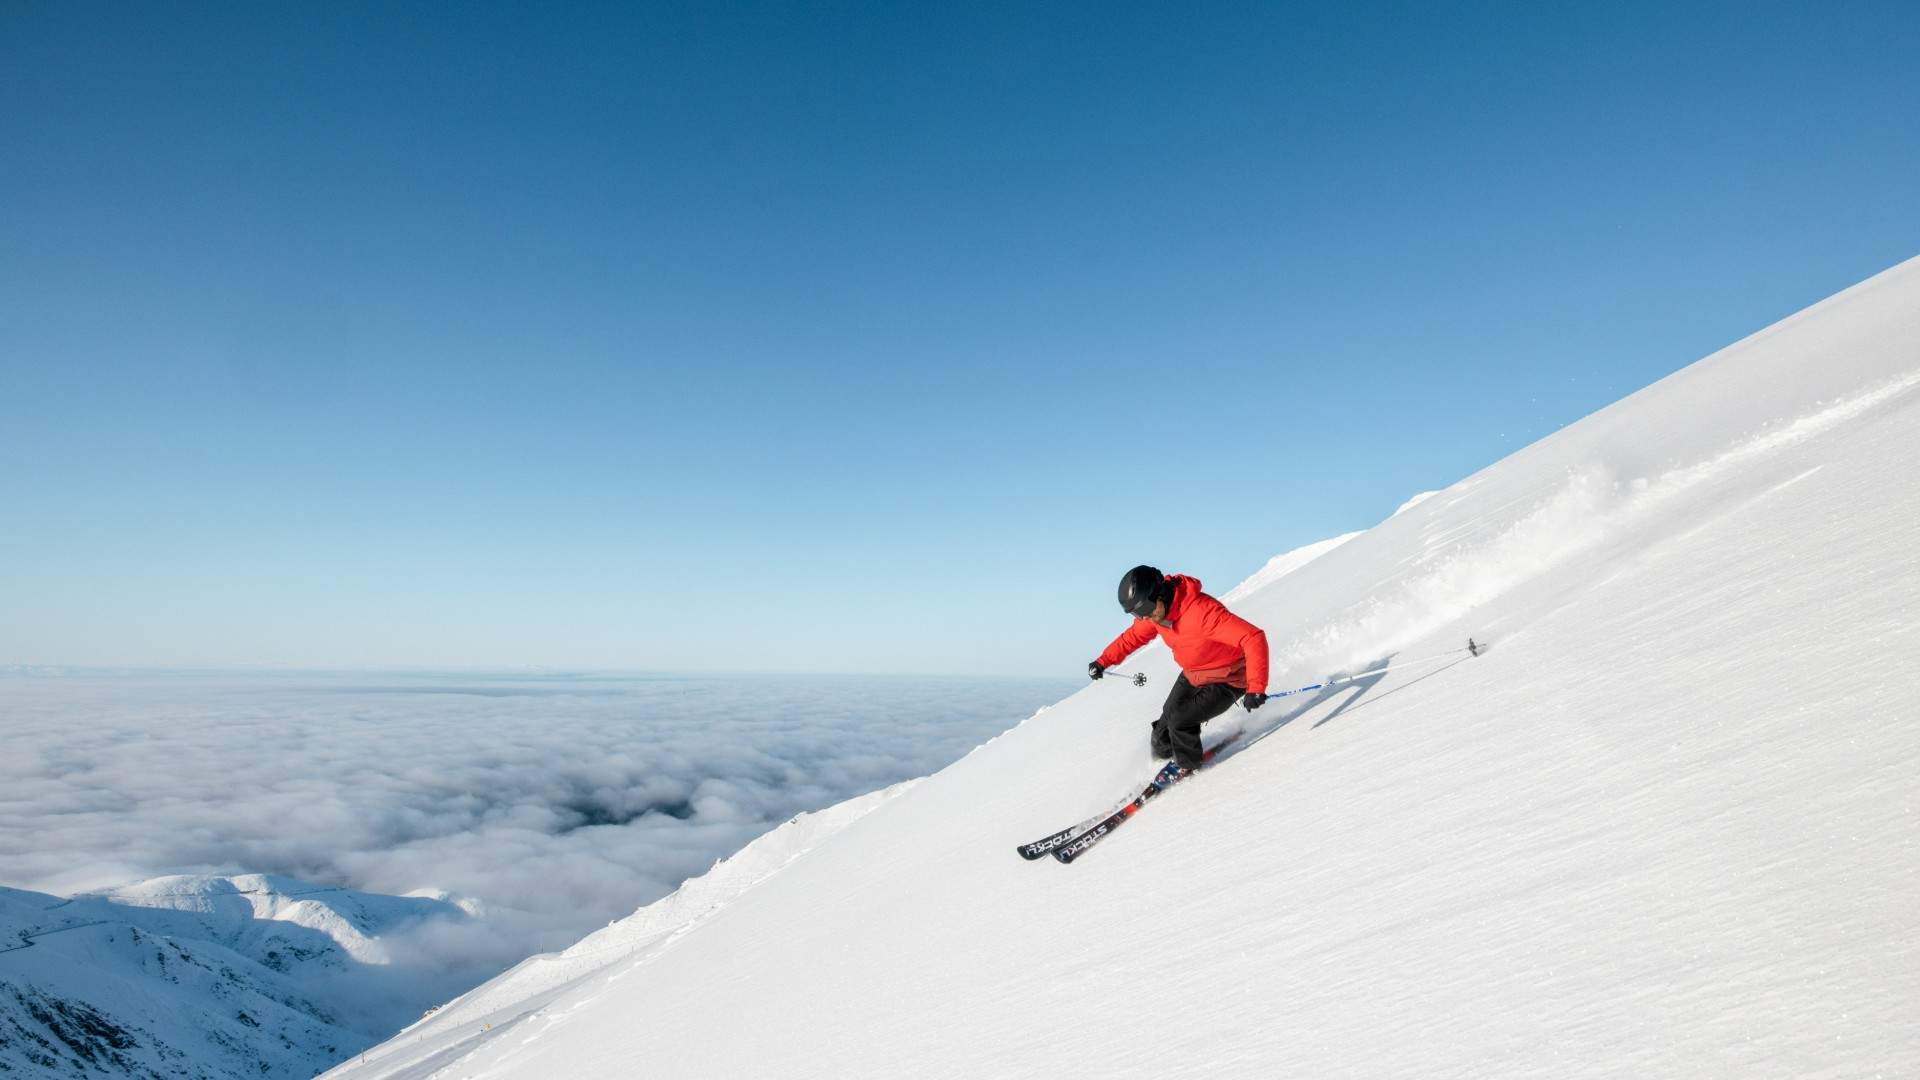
[1117,565,1169,618]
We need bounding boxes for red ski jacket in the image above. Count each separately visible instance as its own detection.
[1095,574,1269,693]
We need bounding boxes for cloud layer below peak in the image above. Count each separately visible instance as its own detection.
[0,670,1070,971]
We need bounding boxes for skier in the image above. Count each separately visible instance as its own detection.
[1088,565,1270,776]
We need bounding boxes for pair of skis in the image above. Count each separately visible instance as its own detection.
[1016,732,1242,865]
[1016,638,1490,864]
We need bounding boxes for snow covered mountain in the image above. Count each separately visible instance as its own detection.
[0,875,470,1078]
[322,253,1920,1079]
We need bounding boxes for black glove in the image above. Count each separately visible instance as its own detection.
[1087,662,1105,681]
[1242,692,1268,711]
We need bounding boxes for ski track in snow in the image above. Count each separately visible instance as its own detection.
[1281,366,1920,680]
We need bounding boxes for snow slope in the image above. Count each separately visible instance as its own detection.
[314,780,918,1077]
[330,255,1920,1080]
[0,875,469,1078]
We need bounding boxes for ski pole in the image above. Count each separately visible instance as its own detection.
[1265,679,1333,699]
[1112,638,1485,695]
[1103,671,1150,686]
[1325,638,1485,686]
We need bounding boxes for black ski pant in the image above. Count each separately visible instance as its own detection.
[1149,674,1244,770]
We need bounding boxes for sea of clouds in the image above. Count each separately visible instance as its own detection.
[0,669,1072,977]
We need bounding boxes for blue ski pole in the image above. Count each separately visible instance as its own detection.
[1111,639,1485,696]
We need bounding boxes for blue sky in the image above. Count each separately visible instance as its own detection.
[4,1,1917,676]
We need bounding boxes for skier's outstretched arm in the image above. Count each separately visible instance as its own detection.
[1092,619,1157,672]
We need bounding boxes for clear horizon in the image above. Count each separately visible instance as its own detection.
[5,2,1918,676]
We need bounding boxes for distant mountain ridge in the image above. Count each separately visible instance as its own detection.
[0,874,469,1078]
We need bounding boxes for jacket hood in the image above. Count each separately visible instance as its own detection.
[1166,574,1203,618]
